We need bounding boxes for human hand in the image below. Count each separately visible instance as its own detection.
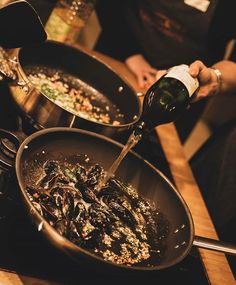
[155,60,220,102]
[125,54,158,89]
[189,60,220,101]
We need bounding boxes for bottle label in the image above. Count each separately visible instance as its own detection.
[164,64,199,96]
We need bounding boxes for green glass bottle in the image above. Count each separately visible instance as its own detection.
[136,64,199,134]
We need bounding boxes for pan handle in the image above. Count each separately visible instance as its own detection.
[0,47,17,82]
[0,128,26,170]
[193,235,236,256]
[0,47,33,94]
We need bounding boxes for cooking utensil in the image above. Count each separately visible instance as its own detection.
[0,41,141,137]
[0,0,47,49]
[0,127,235,273]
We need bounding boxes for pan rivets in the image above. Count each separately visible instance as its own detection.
[174,241,186,249]
[17,81,29,93]
[42,150,45,154]
[174,224,186,234]
[24,145,28,149]
[118,86,124,92]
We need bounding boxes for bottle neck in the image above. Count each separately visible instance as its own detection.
[133,120,151,138]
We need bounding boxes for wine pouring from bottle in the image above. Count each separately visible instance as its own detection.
[97,64,199,190]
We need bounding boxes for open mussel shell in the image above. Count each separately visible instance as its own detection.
[15,127,193,273]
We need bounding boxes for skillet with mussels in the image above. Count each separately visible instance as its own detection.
[25,156,169,267]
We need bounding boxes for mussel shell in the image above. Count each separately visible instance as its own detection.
[77,184,98,203]
[40,201,63,223]
[75,165,87,184]
[50,186,64,208]
[67,221,83,245]
[89,203,116,231]
[32,201,43,216]
[54,218,69,236]
[25,186,41,201]
[108,201,137,227]
[61,191,75,219]
[43,160,60,174]
[38,172,58,189]
[86,164,104,188]
[73,201,88,223]
[108,178,139,201]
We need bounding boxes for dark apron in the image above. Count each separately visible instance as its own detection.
[125,0,218,68]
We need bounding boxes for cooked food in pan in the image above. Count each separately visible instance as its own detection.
[26,65,124,125]
[25,156,169,266]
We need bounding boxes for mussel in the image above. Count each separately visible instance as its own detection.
[26,158,169,267]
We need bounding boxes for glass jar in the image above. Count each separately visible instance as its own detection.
[45,0,96,45]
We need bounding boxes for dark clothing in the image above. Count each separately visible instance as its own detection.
[122,0,217,68]
[190,116,236,275]
[206,0,236,63]
[190,118,236,232]
[95,0,236,68]
[95,1,143,63]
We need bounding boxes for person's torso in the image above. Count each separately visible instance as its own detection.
[125,0,219,68]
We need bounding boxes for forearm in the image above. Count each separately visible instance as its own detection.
[212,60,236,95]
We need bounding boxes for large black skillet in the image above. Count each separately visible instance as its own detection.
[0,127,235,273]
[1,40,141,137]
[0,1,140,137]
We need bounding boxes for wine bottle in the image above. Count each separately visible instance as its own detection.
[135,64,199,134]
[99,64,199,186]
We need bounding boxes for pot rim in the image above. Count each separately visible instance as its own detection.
[15,127,195,272]
[13,40,142,129]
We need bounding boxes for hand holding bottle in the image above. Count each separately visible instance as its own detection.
[136,64,199,132]
[189,60,222,101]
[155,60,223,103]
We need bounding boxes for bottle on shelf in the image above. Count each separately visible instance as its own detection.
[45,0,96,45]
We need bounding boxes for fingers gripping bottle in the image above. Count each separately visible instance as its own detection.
[135,64,199,135]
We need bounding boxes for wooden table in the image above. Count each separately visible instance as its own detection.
[0,48,235,285]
